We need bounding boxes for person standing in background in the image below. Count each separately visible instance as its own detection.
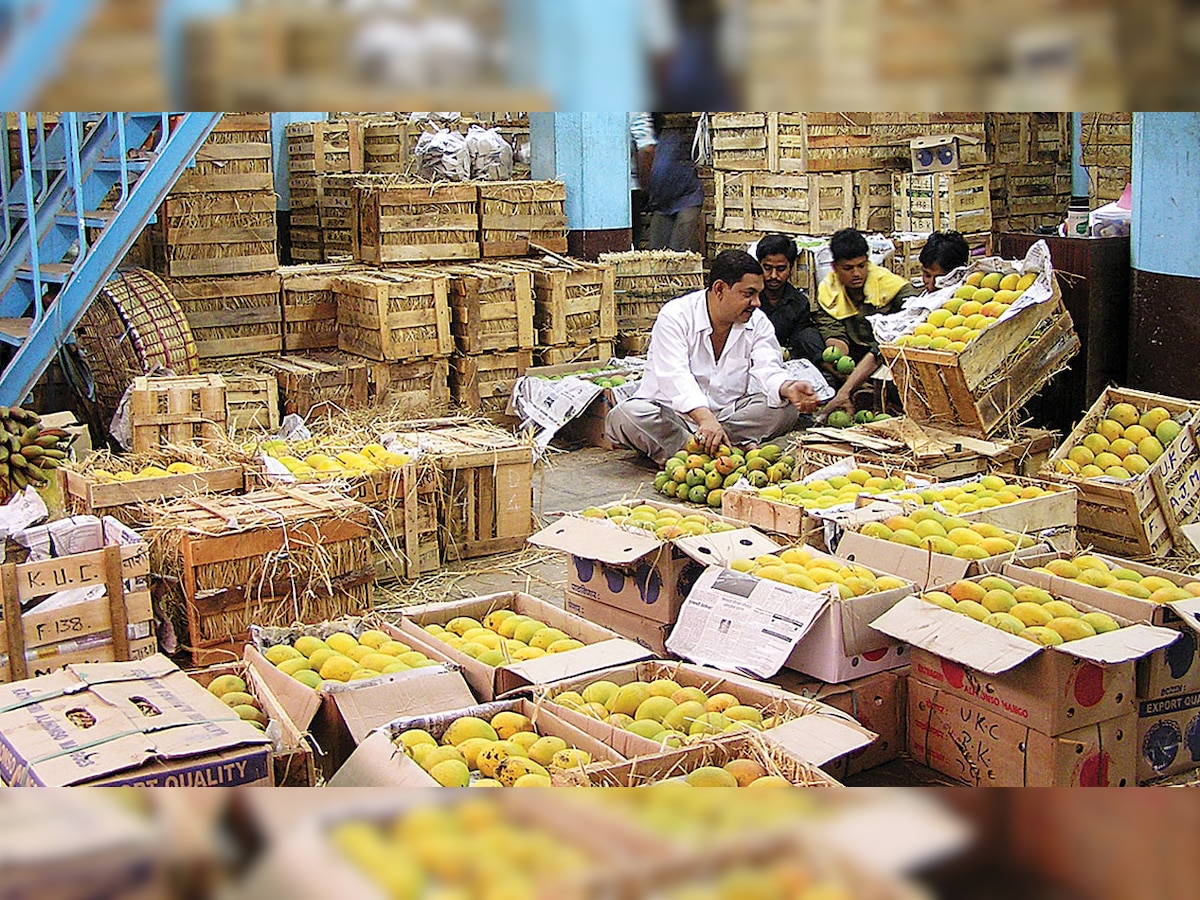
[636,113,703,253]
[755,233,824,366]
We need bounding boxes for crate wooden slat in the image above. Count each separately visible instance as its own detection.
[892,167,992,234]
[450,349,534,413]
[335,270,453,361]
[285,120,363,175]
[0,543,155,682]
[129,374,228,454]
[599,250,705,333]
[254,352,370,417]
[149,485,374,651]
[715,170,857,236]
[279,263,360,352]
[408,262,536,355]
[389,420,535,561]
[889,233,993,283]
[61,466,247,523]
[868,112,990,167]
[986,113,1071,166]
[710,111,874,173]
[1091,166,1132,204]
[357,180,480,263]
[363,119,414,174]
[880,291,1080,439]
[168,273,283,359]
[537,340,617,367]
[153,190,278,278]
[477,180,568,257]
[617,331,652,357]
[1042,388,1200,558]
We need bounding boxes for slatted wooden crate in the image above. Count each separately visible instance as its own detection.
[892,167,992,234]
[1091,166,1132,204]
[889,233,993,283]
[363,119,414,174]
[599,250,705,333]
[389,421,534,561]
[715,171,857,236]
[255,353,370,418]
[537,340,618,367]
[0,542,155,683]
[999,163,1073,218]
[1042,388,1200,558]
[617,331,652,357]
[168,273,283,359]
[880,291,1079,440]
[410,262,535,355]
[450,349,534,414]
[148,485,374,654]
[853,169,894,233]
[1079,112,1132,168]
[222,372,280,433]
[987,113,1071,166]
[335,270,453,362]
[129,374,229,453]
[279,263,359,352]
[318,174,360,261]
[285,120,363,175]
[368,357,451,414]
[493,257,618,351]
[358,179,480,263]
[477,180,568,257]
[61,462,247,524]
[869,112,990,167]
[710,111,874,173]
[153,190,278,278]
[171,113,273,191]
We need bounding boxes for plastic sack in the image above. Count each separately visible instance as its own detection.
[465,124,514,181]
[414,128,471,182]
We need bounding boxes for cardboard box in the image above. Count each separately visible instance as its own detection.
[1136,689,1200,783]
[564,592,673,656]
[908,679,1136,787]
[772,667,908,778]
[873,592,1177,735]
[0,655,272,786]
[394,591,653,702]
[331,697,625,786]
[527,501,756,624]
[1002,552,1200,701]
[534,659,875,763]
[245,620,476,780]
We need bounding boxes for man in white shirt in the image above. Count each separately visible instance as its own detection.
[606,250,820,466]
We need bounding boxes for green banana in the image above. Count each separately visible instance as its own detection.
[10,453,28,470]
[8,407,39,425]
[19,427,40,447]
[39,447,67,460]
[40,457,60,470]
[21,445,42,460]
[24,463,46,485]
[34,433,62,448]
[11,469,27,490]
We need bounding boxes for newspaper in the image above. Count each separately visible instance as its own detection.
[666,567,835,679]
[509,375,606,452]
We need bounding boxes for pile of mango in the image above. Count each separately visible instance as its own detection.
[653,440,793,507]
[728,546,908,596]
[892,270,1038,354]
[260,440,411,480]
[89,461,205,482]
[1054,401,1183,482]
[1030,554,1200,605]
[860,511,1037,560]
[875,473,1055,515]
[579,503,739,539]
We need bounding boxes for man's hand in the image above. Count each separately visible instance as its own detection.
[780,380,820,414]
[688,408,730,457]
[817,391,855,423]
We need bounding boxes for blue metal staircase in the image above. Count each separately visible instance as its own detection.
[0,111,222,406]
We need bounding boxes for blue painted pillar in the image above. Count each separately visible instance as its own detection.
[531,113,633,258]
[1071,113,1090,198]
[1127,113,1200,397]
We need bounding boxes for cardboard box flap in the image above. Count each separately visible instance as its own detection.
[1167,598,1200,636]
[322,667,475,744]
[763,710,876,767]
[91,671,244,733]
[672,528,783,566]
[835,531,971,591]
[1051,623,1179,666]
[150,719,270,760]
[244,643,323,732]
[67,654,179,686]
[870,596,1041,674]
[526,516,660,565]
[497,639,654,697]
[328,730,435,787]
[26,733,156,787]
[838,589,912,659]
[0,671,80,713]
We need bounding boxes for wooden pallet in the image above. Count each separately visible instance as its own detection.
[715,170,858,236]
[450,350,534,413]
[1042,387,1200,558]
[892,167,992,234]
[168,273,283,359]
[129,374,228,453]
[285,120,363,175]
[335,270,453,362]
[390,420,534,561]
[151,486,374,650]
[1,542,155,683]
[279,263,360,352]
[358,180,480,263]
[880,291,1080,439]
[477,180,568,257]
[411,262,536,355]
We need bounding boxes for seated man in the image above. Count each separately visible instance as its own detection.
[755,233,824,366]
[605,250,820,466]
[815,228,918,418]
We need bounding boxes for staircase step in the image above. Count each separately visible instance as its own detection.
[9,205,119,228]
[16,263,74,284]
[0,320,32,347]
[39,156,150,174]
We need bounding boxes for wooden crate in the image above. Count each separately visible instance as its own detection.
[318,173,360,260]
[390,420,534,561]
[853,169,894,233]
[0,542,155,683]
[255,353,370,418]
[171,113,273,192]
[285,120,363,175]
[538,340,617,367]
[358,180,480,263]
[710,111,874,173]
[367,357,451,414]
[223,372,280,433]
[363,119,414,174]
[868,112,990,167]
[168,273,283,359]
[889,232,993,283]
[149,485,374,651]
[153,190,278,278]
[1042,388,1200,558]
[484,257,616,350]
[280,263,359,352]
[617,331,652,357]
[477,180,568,257]
[715,170,857,236]
[335,270,453,362]
[1092,166,1132,204]
[450,350,534,413]
[1079,112,1132,168]
[892,167,992,234]
[987,113,1071,166]
[599,250,705,332]
[129,374,228,453]
[62,465,246,524]
[880,291,1080,439]
[408,262,536,355]
[1000,163,1073,217]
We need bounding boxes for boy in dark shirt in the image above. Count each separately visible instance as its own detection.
[755,233,824,366]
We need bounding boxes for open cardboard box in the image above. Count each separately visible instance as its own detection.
[662,532,914,684]
[0,654,271,786]
[393,591,653,702]
[533,659,875,764]
[563,592,675,656]
[527,499,758,624]
[331,697,625,786]
[245,618,475,780]
[872,586,1178,735]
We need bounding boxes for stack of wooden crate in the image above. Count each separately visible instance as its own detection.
[1080,112,1132,204]
[477,181,568,257]
[154,113,282,362]
[285,120,364,262]
[985,112,1074,233]
[357,177,480,264]
[598,250,705,355]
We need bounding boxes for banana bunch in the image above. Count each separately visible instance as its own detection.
[264,442,412,480]
[0,407,71,500]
